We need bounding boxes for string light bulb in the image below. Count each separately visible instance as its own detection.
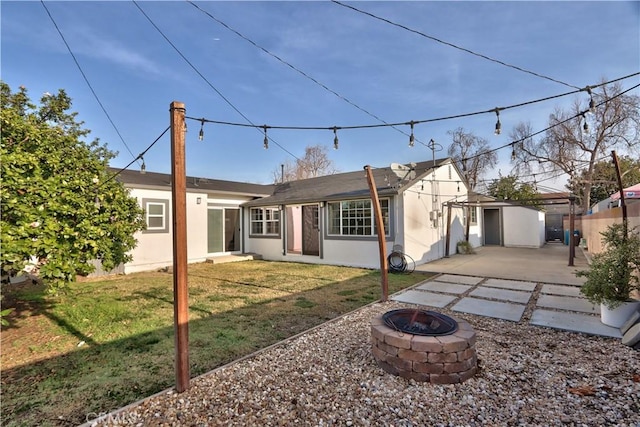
[198,119,205,141]
[263,125,269,149]
[582,114,589,133]
[408,121,415,147]
[511,143,516,161]
[586,86,595,113]
[140,157,146,174]
[494,108,501,135]
[333,127,339,150]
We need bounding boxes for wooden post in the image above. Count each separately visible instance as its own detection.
[568,195,575,267]
[364,165,389,302]
[170,101,189,392]
[444,202,452,257]
[611,150,628,235]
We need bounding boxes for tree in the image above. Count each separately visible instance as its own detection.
[0,82,146,291]
[487,174,541,207]
[272,144,338,183]
[511,81,640,211]
[447,127,498,191]
[566,155,640,208]
[447,127,498,240]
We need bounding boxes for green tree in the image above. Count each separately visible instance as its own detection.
[0,82,145,291]
[487,174,541,207]
[566,156,640,208]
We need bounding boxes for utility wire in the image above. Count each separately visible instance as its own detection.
[332,0,580,90]
[185,73,639,131]
[40,0,139,164]
[132,0,300,161]
[186,1,431,148]
[99,125,171,188]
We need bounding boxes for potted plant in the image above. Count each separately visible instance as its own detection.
[576,222,640,328]
[456,240,475,255]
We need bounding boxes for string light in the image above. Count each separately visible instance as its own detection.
[198,118,205,141]
[511,143,516,161]
[494,108,502,135]
[333,127,339,150]
[586,86,595,113]
[408,121,415,147]
[582,114,589,133]
[263,125,269,149]
[140,156,146,174]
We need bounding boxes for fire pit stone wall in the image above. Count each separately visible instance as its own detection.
[371,314,477,384]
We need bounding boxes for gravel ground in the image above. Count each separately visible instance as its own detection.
[89,301,640,427]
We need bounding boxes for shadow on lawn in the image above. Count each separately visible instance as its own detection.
[1,269,428,427]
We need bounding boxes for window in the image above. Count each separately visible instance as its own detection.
[142,199,169,233]
[328,199,389,236]
[470,206,478,224]
[250,207,280,236]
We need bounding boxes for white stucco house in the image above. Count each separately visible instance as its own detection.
[113,158,478,273]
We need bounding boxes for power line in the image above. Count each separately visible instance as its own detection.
[186,0,432,149]
[132,0,300,161]
[40,0,139,165]
[331,0,581,90]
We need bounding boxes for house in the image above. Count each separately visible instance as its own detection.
[113,168,274,273]
[242,158,470,269]
[112,158,473,273]
[112,158,551,274]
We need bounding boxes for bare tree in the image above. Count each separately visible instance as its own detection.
[447,127,498,191]
[511,81,640,210]
[271,144,339,183]
[447,127,498,241]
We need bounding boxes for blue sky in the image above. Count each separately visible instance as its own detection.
[2,1,639,190]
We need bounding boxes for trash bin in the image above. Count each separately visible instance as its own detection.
[573,230,580,247]
[564,229,570,245]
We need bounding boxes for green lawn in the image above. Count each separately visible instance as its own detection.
[1,260,430,427]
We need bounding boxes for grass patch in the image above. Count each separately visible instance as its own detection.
[1,260,430,426]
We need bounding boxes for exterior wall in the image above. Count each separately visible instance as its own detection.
[502,206,545,248]
[125,187,252,274]
[401,167,468,263]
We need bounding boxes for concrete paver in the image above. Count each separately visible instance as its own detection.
[482,278,537,292]
[416,280,471,295]
[392,290,456,308]
[531,309,621,338]
[541,284,583,297]
[470,286,532,304]
[537,294,598,314]
[451,297,526,322]
[435,274,484,285]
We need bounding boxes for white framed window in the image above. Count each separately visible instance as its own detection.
[250,207,280,236]
[327,199,389,236]
[142,199,169,233]
[470,206,478,225]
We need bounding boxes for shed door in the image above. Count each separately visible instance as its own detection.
[483,208,501,245]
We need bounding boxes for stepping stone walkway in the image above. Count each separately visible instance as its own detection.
[391,274,623,338]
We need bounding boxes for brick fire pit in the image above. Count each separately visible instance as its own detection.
[371,312,477,384]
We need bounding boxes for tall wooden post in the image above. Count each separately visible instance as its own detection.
[568,195,575,267]
[364,165,389,302]
[170,101,189,392]
[444,202,452,257]
[611,150,628,235]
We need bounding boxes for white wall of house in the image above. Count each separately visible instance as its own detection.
[125,187,252,273]
[502,205,546,248]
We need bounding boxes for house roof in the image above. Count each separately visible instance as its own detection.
[243,158,452,207]
[110,168,275,197]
